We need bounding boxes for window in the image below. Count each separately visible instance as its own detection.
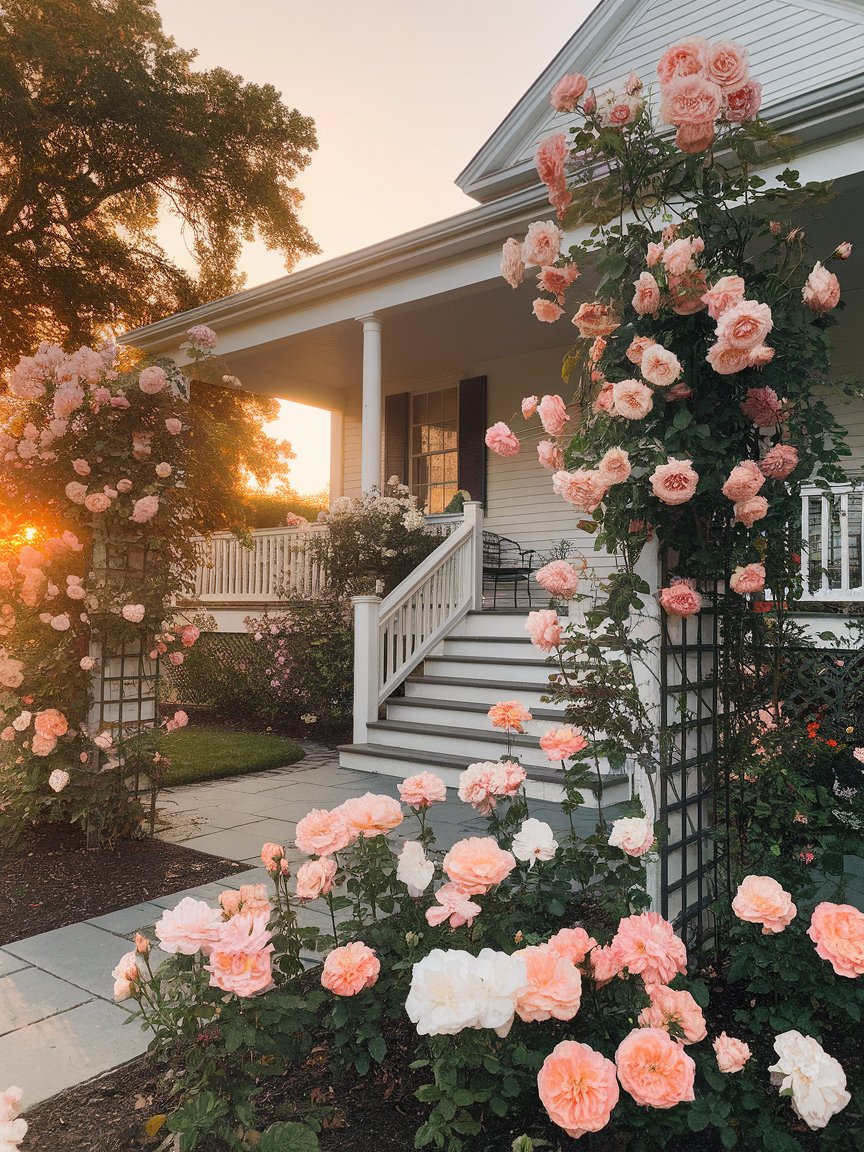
[410,387,459,514]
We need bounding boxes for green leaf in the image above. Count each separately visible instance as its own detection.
[259,1122,320,1152]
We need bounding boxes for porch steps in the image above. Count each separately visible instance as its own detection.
[338,610,630,809]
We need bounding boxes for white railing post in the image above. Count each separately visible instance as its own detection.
[352,594,382,744]
[461,501,484,611]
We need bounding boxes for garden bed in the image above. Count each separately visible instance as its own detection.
[0,824,245,946]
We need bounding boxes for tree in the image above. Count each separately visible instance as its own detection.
[0,0,319,369]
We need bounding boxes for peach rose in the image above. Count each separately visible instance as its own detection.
[661,238,696,277]
[650,457,698,505]
[500,238,525,288]
[515,945,582,1022]
[155,896,224,956]
[295,807,354,856]
[521,395,538,419]
[537,394,570,436]
[31,732,57,756]
[597,446,631,485]
[121,603,145,623]
[646,241,664,267]
[398,771,447,808]
[535,133,567,194]
[572,301,620,338]
[616,1028,696,1108]
[807,902,864,978]
[656,37,708,84]
[589,336,606,362]
[488,699,532,732]
[660,74,723,126]
[612,379,653,420]
[732,875,796,934]
[705,41,750,89]
[641,345,682,388]
[591,943,621,986]
[611,911,687,985]
[338,793,403,838]
[638,984,707,1044]
[535,559,580,599]
[485,422,520,457]
[33,708,68,738]
[632,272,660,315]
[539,725,588,762]
[550,72,588,111]
[535,442,561,473]
[716,300,773,350]
[546,926,598,966]
[65,481,87,504]
[733,495,768,528]
[525,608,564,652]
[676,122,715,153]
[803,262,841,314]
[748,344,775,368]
[669,268,708,315]
[537,265,580,301]
[593,382,615,414]
[729,563,766,595]
[724,80,763,122]
[321,941,380,997]
[759,444,799,480]
[442,836,516,895]
[664,381,693,401]
[706,342,750,375]
[701,275,746,319]
[538,1041,619,1139]
[626,336,655,365]
[522,220,563,268]
[425,883,481,929]
[659,578,702,619]
[533,298,564,323]
[295,857,338,901]
[552,468,608,512]
[722,460,765,502]
[714,1032,751,1073]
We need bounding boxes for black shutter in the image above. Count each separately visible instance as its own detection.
[384,392,410,488]
[458,375,487,507]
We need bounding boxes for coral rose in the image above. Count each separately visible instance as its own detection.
[641,344,682,388]
[537,265,579,300]
[442,836,516,895]
[537,440,563,471]
[538,1041,619,1139]
[716,300,773,350]
[550,72,588,111]
[31,732,57,756]
[546,926,598,966]
[615,1028,696,1108]
[500,237,525,288]
[398,771,447,808]
[705,41,750,89]
[598,446,631,485]
[676,122,715,153]
[733,495,768,528]
[807,902,864,978]
[488,699,532,732]
[552,468,609,512]
[650,457,698,505]
[521,395,538,419]
[638,984,707,1044]
[632,271,660,315]
[803,262,841,314]
[612,380,653,420]
[729,563,766,595]
[572,301,620,338]
[206,912,274,997]
[656,38,707,84]
[539,725,588,762]
[485,421,520,457]
[155,896,224,956]
[533,298,564,323]
[34,708,68,739]
[515,945,582,1022]
[660,74,723,126]
[321,941,380,996]
[425,883,481,929]
[537,394,570,436]
[521,221,562,268]
[732,875,796,934]
[295,807,354,856]
[659,578,702,619]
[608,815,655,857]
[714,1032,751,1073]
[535,559,580,599]
[535,133,568,194]
[611,911,688,985]
[701,275,746,319]
[724,80,763,122]
[525,609,563,652]
[338,793,403,838]
[722,460,765,502]
[759,444,798,479]
[706,342,751,375]
[295,857,338,901]
[626,336,655,365]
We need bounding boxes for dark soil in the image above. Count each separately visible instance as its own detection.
[0,823,245,946]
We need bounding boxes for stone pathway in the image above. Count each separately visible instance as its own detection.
[0,743,579,1107]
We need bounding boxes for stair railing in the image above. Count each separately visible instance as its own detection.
[799,481,864,602]
[352,501,484,743]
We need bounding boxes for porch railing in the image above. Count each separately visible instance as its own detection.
[352,502,484,743]
[191,525,328,603]
[799,482,864,602]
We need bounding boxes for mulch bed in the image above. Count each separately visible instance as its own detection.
[1,823,245,946]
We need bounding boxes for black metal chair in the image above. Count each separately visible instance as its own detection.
[482,532,536,608]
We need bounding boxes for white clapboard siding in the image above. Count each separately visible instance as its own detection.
[342,412,363,498]
[817,387,864,476]
[497,0,864,176]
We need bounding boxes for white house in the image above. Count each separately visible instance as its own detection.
[129,0,864,805]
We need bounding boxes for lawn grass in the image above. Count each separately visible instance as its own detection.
[162,726,304,786]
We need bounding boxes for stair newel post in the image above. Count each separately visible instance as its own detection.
[462,501,484,611]
[352,594,382,744]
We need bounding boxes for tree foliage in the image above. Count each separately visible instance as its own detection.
[0,0,319,368]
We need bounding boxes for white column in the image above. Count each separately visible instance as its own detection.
[352,594,382,743]
[357,313,382,493]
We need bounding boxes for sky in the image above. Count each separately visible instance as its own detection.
[155,0,599,492]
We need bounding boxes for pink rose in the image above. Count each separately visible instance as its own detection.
[521,221,562,268]
[722,461,765,502]
[759,444,798,479]
[295,857,338,901]
[592,382,614,414]
[646,242,664,267]
[515,945,582,1023]
[660,74,723,126]
[714,1033,751,1073]
[165,418,183,435]
[130,494,159,523]
[550,72,588,112]
[834,242,853,260]
[295,807,354,855]
[425,882,481,929]
[72,458,90,476]
[537,440,563,471]
[533,298,564,323]
[49,613,70,631]
[155,896,224,956]
[521,395,538,419]
[121,603,145,623]
[525,609,563,652]
[338,792,403,838]
[733,495,768,527]
[398,771,447,808]
[706,342,751,375]
[803,261,841,314]
[485,421,520,457]
[807,902,864,978]
[626,336,655,365]
[611,911,688,986]
[742,386,785,427]
[443,836,516,895]
[539,725,588,761]
[616,1028,696,1109]
[186,324,217,349]
[138,366,168,394]
[597,446,631,485]
[155,462,172,479]
[500,237,525,288]
[0,726,14,741]
[612,379,653,420]
[638,984,707,1044]
[536,559,580,599]
[724,80,762,122]
[701,275,746,319]
[206,912,274,997]
[661,238,696,277]
[552,469,608,513]
[729,563,766,595]
[538,1041,619,1140]
[641,345,682,388]
[668,268,708,315]
[675,122,715,153]
[659,578,702,618]
[65,481,87,505]
[572,301,620,338]
[84,492,111,514]
[650,457,698,505]
[732,875,796,934]
[116,478,133,493]
[656,38,708,85]
[168,651,184,666]
[632,271,660,316]
[748,344,774,368]
[180,624,200,647]
[716,300,773,350]
[705,41,750,89]
[537,394,569,436]
[31,732,57,756]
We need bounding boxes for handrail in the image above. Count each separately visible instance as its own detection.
[352,502,483,743]
[190,525,328,602]
[799,481,864,603]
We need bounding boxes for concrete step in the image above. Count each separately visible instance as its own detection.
[336,743,630,809]
[439,635,548,661]
[385,697,565,732]
[367,719,564,770]
[403,675,564,711]
[421,654,556,685]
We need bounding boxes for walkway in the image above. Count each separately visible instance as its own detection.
[0,744,577,1107]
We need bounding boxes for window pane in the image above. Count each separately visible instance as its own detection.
[444,388,458,419]
[412,394,427,424]
[411,425,422,454]
[431,454,444,482]
[429,422,443,452]
[414,456,428,486]
[428,486,445,514]
[421,425,430,453]
[444,451,458,481]
[428,391,442,423]
[443,420,457,449]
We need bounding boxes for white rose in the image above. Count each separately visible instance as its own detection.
[608,815,655,857]
[473,949,528,1037]
[769,1031,850,1130]
[397,841,434,897]
[406,950,485,1036]
[511,818,558,867]
[11,711,31,732]
[48,769,70,793]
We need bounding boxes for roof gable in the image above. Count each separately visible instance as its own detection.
[457,0,864,202]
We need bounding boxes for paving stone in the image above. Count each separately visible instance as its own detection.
[177,819,296,861]
[0,949,30,978]
[4,923,139,1001]
[0,967,93,1036]
[0,998,150,1106]
[150,880,247,909]
[87,901,174,935]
